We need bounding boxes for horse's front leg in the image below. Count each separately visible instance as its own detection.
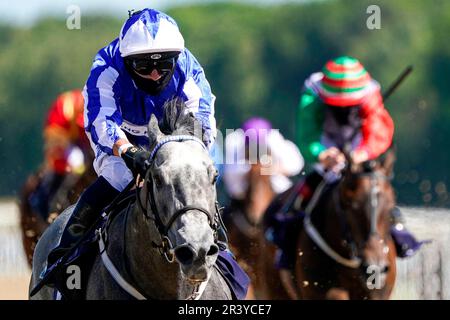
[279,269,300,299]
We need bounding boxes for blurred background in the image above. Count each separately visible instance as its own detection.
[0,0,449,299]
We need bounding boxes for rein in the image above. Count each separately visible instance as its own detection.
[303,177,362,269]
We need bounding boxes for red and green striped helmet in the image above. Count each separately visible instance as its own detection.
[318,56,372,107]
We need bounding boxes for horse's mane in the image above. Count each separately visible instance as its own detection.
[158,98,207,144]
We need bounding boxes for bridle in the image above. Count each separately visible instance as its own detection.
[136,135,221,263]
[338,161,393,242]
[304,159,392,269]
[95,134,221,300]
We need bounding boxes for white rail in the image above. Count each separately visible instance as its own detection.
[0,200,31,276]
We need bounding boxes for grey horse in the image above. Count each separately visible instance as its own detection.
[29,101,233,300]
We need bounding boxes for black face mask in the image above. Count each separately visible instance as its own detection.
[323,104,362,149]
[124,52,179,95]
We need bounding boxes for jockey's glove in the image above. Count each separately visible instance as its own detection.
[121,146,151,178]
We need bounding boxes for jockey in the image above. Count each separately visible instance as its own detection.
[29,89,91,219]
[45,9,220,267]
[223,117,304,205]
[272,56,424,280]
[296,55,395,199]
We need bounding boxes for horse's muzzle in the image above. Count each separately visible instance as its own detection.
[173,242,219,281]
[174,243,218,265]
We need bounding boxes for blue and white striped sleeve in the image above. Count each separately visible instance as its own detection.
[181,50,217,149]
[83,52,127,156]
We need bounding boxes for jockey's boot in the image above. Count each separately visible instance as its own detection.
[390,206,428,258]
[45,176,120,269]
[46,198,98,268]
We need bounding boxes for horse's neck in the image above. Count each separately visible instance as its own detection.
[243,164,275,225]
[121,204,181,299]
[318,185,353,256]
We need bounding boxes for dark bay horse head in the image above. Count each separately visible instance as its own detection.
[139,99,220,283]
[335,148,397,295]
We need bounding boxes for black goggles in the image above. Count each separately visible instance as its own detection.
[124,52,179,75]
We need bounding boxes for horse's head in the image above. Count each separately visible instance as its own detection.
[338,148,396,287]
[141,99,220,283]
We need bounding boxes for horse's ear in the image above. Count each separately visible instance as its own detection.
[381,147,396,177]
[342,143,354,172]
[148,114,165,148]
[207,164,219,185]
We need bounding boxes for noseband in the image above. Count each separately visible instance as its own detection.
[136,135,220,263]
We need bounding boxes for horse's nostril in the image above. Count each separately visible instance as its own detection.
[207,244,219,256]
[174,246,195,265]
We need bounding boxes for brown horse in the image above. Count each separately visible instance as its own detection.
[223,162,290,300]
[18,158,96,267]
[294,151,397,299]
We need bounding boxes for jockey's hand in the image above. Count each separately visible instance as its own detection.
[318,147,345,172]
[121,146,151,178]
[351,149,369,164]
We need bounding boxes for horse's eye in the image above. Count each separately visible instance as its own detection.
[153,175,163,188]
[212,171,219,185]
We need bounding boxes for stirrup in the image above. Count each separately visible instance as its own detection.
[46,245,73,268]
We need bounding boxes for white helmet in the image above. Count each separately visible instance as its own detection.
[119,9,185,58]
